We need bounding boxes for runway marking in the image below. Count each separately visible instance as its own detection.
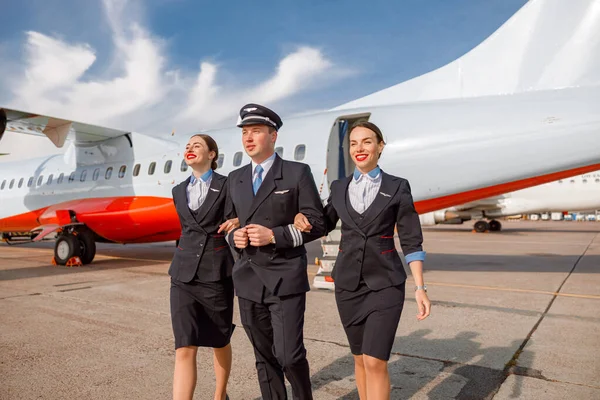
[427,281,600,300]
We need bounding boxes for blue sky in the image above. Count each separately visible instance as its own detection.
[0,0,527,133]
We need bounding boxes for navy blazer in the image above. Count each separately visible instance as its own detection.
[325,171,425,291]
[226,154,326,301]
[169,172,235,283]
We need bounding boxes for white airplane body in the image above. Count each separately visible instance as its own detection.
[419,172,600,231]
[1,0,600,264]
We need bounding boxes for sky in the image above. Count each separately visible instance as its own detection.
[0,0,527,158]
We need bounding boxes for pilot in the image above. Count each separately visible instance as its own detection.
[225,103,326,399]
[294,121,432,399]
[169,133,239,400]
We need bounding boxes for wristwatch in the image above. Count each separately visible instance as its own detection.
[415,285,427,292]
[269,235,276,244]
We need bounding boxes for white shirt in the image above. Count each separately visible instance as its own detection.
[186,169,213,210]
[348,166,382,214]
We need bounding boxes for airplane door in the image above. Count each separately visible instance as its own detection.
[337,120,348,180]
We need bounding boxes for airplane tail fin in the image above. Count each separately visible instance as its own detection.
[335,0,600,109]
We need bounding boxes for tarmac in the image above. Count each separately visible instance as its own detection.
[1,220,599,399]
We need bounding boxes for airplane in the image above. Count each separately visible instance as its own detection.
[419,172,600,232]
[1,0,600,267]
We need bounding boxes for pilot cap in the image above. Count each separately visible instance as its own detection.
[236,103,283,130]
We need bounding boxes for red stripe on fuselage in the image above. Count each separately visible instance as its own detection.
[414,163,600,214]
[0,196,180,243]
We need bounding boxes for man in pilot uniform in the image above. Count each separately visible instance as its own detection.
[225,103,325,399]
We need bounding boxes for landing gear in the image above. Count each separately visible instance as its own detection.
[76,228,96,264]
[473,220,489,233]
[54,234,81,265]
[489,220,502,232]
[473,219,502,233]
[53,227,96,265]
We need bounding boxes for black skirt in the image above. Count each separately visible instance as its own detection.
[170,277,235,349]
[335,281,405,361]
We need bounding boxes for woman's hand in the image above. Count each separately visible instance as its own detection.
[293,213,312,232]
[415,290,431,321]
[218,218,240,234]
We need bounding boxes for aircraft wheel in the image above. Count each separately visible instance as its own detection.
[489,220,502,232]
[77,229,96,264]
[473,220,489,233]
[54,234,81,265]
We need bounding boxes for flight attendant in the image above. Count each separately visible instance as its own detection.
[295,121,431,400]
[169,134,239,400]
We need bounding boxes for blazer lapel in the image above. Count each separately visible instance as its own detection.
[334,175,362,232]
[358,172,399,229]
[193,173,225,223]
[176,177,202,230]
[236,164,254,225]
[246,155,282,221]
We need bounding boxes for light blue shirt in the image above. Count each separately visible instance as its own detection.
[251,152,277,184]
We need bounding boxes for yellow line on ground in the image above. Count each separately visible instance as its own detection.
[427,281,600,300]
[94,255,170,264]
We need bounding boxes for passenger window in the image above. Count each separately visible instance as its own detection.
[105,167,113,180]
[37,176,44,186]
[28,177,34,187]
[57,173,64,184]
[275,147,284,157]
[47,174,54,185]
[18,178,24,188]
[119,165,127,178]
[233,151,243,167]
[294,144,306,161]
[1,180,5,190]
[180,159,188,172]
[583,179,588,183]
[80,170,87,182]
[164,160,172,174]
[133,164,141,177]
[9,179,15,189]
[69,172,76,182]
[93,168,100,181]
[148,162,156,175]
[217,154,224,169]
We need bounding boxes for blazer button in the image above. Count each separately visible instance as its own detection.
[197,254,200,257]
[200,244,203,247]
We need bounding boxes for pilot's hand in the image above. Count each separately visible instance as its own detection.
[294,213,312,233]
[415,290,431,321]
[218,218,240,234]
[246,224,274,247]
[233,227,249,249]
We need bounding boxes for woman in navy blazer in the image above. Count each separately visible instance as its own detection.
[295,121,431,399]
[169,134,239,400]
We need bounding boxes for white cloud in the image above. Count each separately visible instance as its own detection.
[2,0,345,137]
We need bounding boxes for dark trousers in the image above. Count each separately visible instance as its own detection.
[238,290,312,400]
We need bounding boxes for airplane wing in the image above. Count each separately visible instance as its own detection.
[0,107,130,148]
